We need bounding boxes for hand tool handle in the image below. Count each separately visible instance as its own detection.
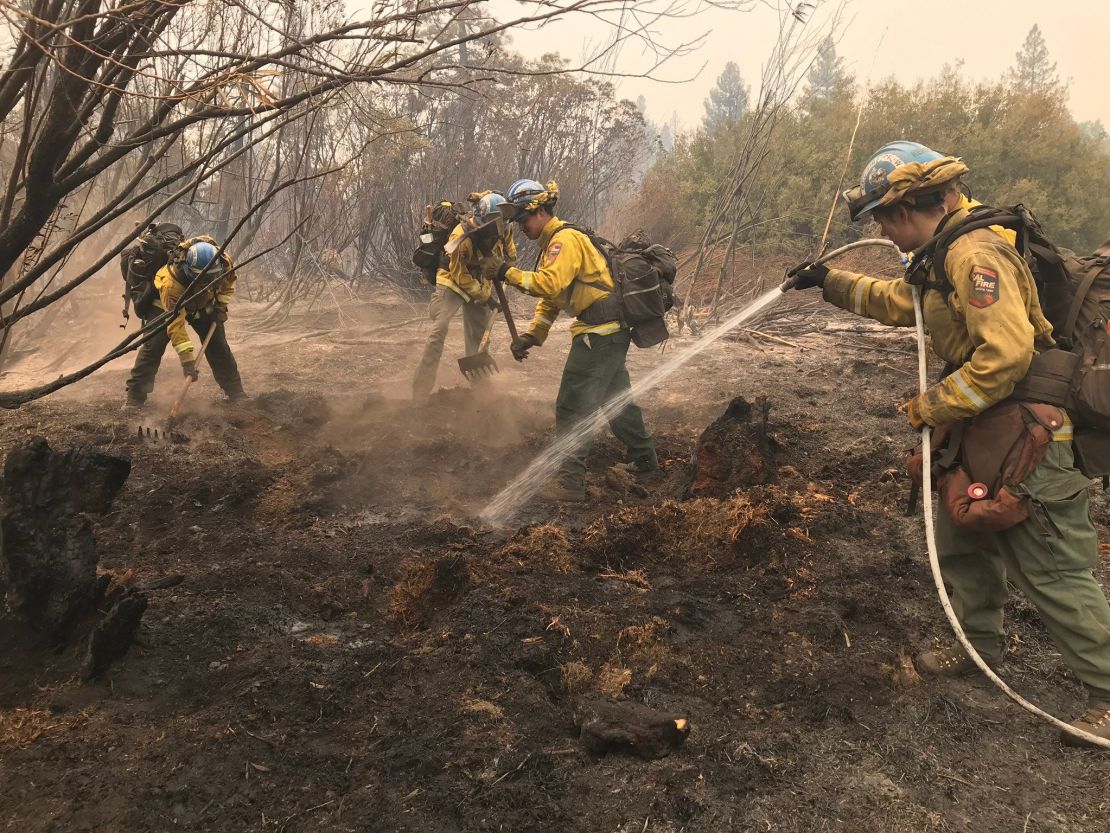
[493,279,518,342]
[478,308,497,353]
[167,321,219,424]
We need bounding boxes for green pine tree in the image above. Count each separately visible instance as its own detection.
[703,62,749,133]
[1006,24,1062,95]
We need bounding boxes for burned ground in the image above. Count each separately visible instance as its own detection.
[2,294,1110,832]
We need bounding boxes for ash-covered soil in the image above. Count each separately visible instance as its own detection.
[3,293,1110,833]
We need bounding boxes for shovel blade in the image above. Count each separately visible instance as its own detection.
[458,352,499,382]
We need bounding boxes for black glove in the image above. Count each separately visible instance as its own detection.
[213,303,228,323]
[485,293,501,313]
[511,334,539,362]
[785,261,829,290]
[182,361,199,381]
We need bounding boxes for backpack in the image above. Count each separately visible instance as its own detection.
[413,201,463,286]
[550,224,677,348]
[120,225,177,320]
[914,204,1110,478]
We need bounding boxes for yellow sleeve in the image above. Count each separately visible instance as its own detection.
[157,268,195,363]
[504,231,518,267]
[915,243,1035,426]
[822,269,917,327]
[442,234,490,303]
[216,255,235,306]
[526,299,561,345]
[503,231,583,300]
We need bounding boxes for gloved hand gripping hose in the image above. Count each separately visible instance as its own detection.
[912,284,1110,749]
[779,239,901,291]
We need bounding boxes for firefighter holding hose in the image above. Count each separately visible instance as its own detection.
[787,141,1110,746]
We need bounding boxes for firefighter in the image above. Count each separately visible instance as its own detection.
[411,192,515,399]
[124,236,245,408]
[787,141,1110,745]
[477,178,658,502]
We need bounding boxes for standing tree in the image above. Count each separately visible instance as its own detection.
[1006,24,1062,96]
[802,35,848,105]
[703,62,749,133]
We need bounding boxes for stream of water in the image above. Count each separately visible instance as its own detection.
[479,287,786,526]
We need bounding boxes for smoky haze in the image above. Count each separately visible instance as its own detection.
[492,0,1110,132]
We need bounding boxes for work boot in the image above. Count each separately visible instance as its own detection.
[1062,703,1110,748]
[915,642,997,678]
[538,481,586,503]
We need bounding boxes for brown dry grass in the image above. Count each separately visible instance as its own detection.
[497,523,579,573]
[581,492,777,569]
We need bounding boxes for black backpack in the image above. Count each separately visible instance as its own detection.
[912,204,1110,477]
[550,224,677,348]
[120,224,179,320]
[413,201,463,286]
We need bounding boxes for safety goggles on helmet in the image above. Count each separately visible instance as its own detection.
[844,140,945,221]
[504,178,552,223]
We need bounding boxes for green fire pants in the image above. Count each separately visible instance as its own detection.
[936,440,1110,702]
[555,329,657,490]
[412,287,491,398]
[125,314,243,404]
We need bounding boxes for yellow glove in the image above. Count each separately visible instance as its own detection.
[903,395,928,431]
[480,253,508,283]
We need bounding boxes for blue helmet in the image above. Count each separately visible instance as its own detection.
[181,241,225,281]
[504,178,553,222]
[475,192,507,224]
[846,141,945,221]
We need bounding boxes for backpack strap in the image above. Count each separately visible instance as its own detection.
[927,207,1024,294]
[1063,258,1104,342]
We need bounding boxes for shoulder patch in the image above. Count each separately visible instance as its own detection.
[968,267,1000,308]
[545,241,563,264]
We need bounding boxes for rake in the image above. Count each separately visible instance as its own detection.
[137,321,218,444]
[458,309,499,382]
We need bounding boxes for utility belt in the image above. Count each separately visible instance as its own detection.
[908,399,1067,533]
[576,292,621,326]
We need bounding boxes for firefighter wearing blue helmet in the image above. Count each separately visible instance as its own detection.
[411,189,516,399]
[788,141,1110,746]
[477,178,658,502]
[124,234,245,408]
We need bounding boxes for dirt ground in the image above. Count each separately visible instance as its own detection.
[3,280,1110,833]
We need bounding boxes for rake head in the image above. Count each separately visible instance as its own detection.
[136,424,190,444]
[458,351,499,382]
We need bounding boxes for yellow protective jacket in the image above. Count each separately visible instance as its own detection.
[437,224,516,305]
[822,202,1056,428]
[502,216,621,344]
[155,236,236,365]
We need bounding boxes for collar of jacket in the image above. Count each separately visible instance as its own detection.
[536,216,564,252]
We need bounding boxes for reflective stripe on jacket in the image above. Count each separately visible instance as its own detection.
[155,239,236,364]
[436,224,516,304]
[822,201,1055,427]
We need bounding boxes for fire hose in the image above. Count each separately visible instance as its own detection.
[785,239,1110,748]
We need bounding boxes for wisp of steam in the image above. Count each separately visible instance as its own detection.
[480,287,785,526]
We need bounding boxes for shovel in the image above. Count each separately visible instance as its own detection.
[138,321,219,443]
[458,309,499,381]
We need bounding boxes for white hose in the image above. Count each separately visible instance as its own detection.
[912,284,1110,748]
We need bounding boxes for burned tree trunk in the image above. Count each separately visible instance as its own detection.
[685,395,777,499]
[0,437,143,678]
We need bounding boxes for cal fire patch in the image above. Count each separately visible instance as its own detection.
[545,241,563,264]
[968,267,1000,308]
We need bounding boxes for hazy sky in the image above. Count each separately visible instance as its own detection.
[491,0,1110,132]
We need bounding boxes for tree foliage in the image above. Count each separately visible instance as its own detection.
[640,44,1110,259]
[1006,24,1062,96]
[703,62,749,134]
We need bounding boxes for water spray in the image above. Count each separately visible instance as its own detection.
[480,239,899,527]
